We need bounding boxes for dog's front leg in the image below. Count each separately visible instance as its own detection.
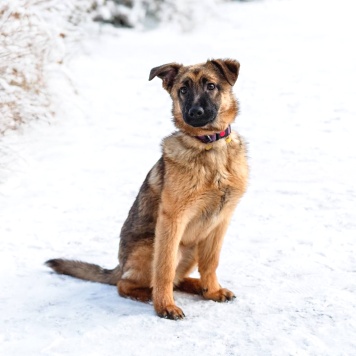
[198,221,236,302]
[152,205,187,320]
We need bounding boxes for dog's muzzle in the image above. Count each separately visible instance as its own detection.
[183,105,216,127]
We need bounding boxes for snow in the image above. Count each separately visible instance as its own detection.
[1,0,356,354]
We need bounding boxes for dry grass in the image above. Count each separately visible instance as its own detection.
[0,2,52,133]
[0,0,92,134]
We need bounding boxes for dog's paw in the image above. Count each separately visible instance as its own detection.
[203,288,236,302]
[156,304,185,320]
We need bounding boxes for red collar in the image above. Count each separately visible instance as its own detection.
[195,125,231,144]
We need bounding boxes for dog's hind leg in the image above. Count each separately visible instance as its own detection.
[175,277,202,295]
[117,279,152,302]
[117,240,153,302]
[174,245,202,295]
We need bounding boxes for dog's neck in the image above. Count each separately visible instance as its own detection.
[194,125,231,144]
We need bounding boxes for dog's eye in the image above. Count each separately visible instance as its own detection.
[207,83,216,90]
[180,86,187,94]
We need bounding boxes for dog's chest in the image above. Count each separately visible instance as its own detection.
[163,133,247,216]
[177,155,241,220]
[180,172,239,244]
[200,171,238,215]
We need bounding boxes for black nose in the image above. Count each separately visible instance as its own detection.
[188,106,204,119]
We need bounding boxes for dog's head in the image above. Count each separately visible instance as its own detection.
[149,59,240,136]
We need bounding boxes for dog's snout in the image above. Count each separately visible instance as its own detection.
[188,106,204,119]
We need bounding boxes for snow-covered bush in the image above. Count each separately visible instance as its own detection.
[0,0,92,134]
[93,0,221,31]
[0,2,50,133]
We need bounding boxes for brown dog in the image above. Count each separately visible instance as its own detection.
[46,59,249,319]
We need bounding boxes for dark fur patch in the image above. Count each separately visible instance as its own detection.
[118,157,164,267]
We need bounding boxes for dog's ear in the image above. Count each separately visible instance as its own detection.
[149,63,182,91]
[209,59,240,86]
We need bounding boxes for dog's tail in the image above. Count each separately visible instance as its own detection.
[45,259,122,286]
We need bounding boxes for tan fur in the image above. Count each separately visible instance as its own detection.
[46,59,248,320]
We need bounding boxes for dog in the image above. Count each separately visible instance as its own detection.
[46,59,249,320]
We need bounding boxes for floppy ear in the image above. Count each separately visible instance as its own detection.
[209,59,240,86]
[149,63,182,91]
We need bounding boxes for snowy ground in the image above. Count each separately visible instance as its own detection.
[1,0,356,355]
